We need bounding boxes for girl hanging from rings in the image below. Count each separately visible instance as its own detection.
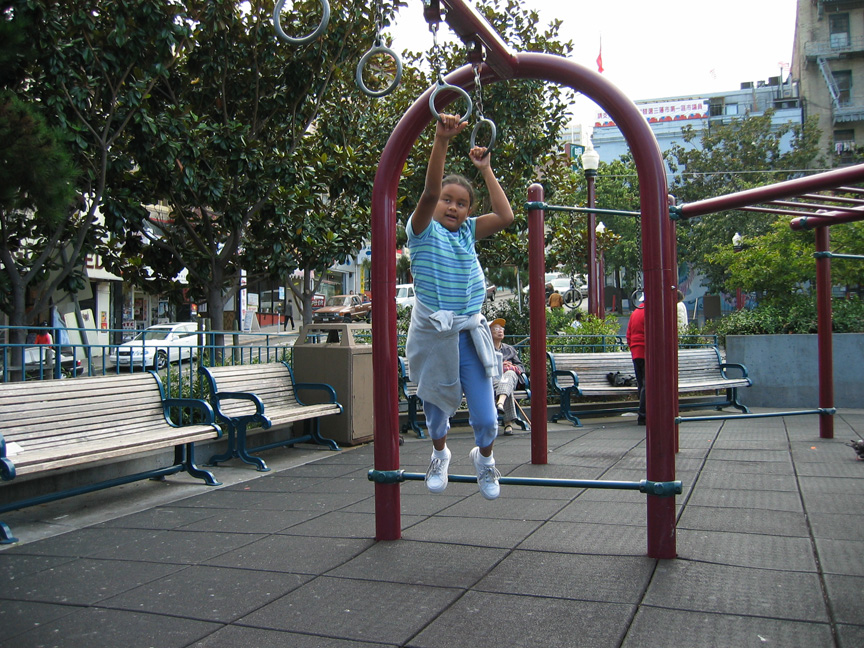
[404,113,514,501]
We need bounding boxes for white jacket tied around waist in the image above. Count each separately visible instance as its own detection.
[406,300,502,417]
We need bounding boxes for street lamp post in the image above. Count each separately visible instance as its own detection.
[732,232,744,311]
[596,221,606,315]
[581,142,601,318]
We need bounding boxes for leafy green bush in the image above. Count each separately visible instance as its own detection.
[700,294,864,345]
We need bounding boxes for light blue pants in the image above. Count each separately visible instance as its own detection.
[424,331,498,449]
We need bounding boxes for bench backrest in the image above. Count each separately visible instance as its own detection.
[677,347,724,384]
[0,373,169,453]
[548,347,726,389]
[203,362,302,417]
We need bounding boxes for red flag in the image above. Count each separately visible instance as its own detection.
[596,47,604,73]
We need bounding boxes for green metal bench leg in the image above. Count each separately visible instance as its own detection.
[307,418,340,451]
[0,521,18,545]
[407,396,426,438]
[551,388,583,427]
[728,388,750,414]
[207,422,270,471]
[180,443,222,485]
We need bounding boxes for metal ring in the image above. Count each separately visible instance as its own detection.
[469,117,497,156]
[428,79,473,124]
[355,43,403,98]
[272,0,330,45]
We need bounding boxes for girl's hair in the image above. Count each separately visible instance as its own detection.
[442,174,475,207]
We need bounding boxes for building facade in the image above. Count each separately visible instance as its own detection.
[590,80,803,164]
[792,0,864,164]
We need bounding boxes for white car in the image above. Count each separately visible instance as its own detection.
[109,322,200,371]
[395,284,416,308]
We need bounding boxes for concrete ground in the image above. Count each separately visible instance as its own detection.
[0,408,862,648]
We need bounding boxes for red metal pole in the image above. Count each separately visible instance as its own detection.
[528,184,548,464]
[815,226,834,439]
[678,164,864,220]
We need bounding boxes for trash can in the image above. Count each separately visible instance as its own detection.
[292,323,373,445]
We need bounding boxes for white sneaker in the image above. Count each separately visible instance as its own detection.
[425,449,451,493]
[470,447,500,500]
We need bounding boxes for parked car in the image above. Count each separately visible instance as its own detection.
[20,346,84,378]
[395,284,416,308]
[485,282,497,301]
[312,294,372,323]
[523,273,585,308]
[107,322,200,371]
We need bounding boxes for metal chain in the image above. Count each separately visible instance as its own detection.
[472,63,485,119]
[373,0,383,45]
[428,21,444,83]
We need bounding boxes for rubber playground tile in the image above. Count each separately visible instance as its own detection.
[340,491,470,517]
[220,474,326,492]
[676,529,818,572]
[797,475,864,494]
[698,459,796,475]
[808,511,864,541]
[694,470,799,492]
[205,534,373,574]
[99,565,311,623]
[438,491,570,520]
[0,606,219,648]
[686,487,804,512]
[95,505,219,530]
[551,499,647,526]
[0,526,166,559]
[518,520,647,556]
[643,560,829,623]
[90,529,267,564]
[794,461,864,478]
[272,461,366,478]
[677,505,810,537]
[837,624,864,648]
[814,537,864,577]
[410,590,633,648]
[801,492,864,514]
[190,625,393,648]
[705,448,793,463]
[622,605,833,648]
[476,550,654,604]
[401,514,543,549]
[177,507,322,534]
[328,538,507,588]
[275,510,381,539]
[236,576,462,645]
[823,574,864,626]
[171,489,305,511]
[0,599,79,641]
[0,552,76,579]
[1,557,183,605]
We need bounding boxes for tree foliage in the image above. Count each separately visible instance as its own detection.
[2,0,186,349]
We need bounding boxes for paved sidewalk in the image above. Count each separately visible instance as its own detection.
[0,409,862,647]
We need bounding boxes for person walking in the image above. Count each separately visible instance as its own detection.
[405,113,514,500]
[284,301,295,330]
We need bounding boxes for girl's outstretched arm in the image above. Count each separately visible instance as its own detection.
[410,115,468,235]
[472,146,514,240]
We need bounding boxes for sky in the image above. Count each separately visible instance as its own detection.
[387,0,799,128]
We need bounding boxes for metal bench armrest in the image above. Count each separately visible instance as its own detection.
[213,391,266,419]
[719,362,749,379]
[551,369,579,391]
[295,382,342,411]
[162,397,219,431]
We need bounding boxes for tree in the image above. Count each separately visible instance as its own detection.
[103,0,391,333]
[2,0,187,358]
[667,111,822,290]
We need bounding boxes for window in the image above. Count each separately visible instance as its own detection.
[725,103,739,116]
[834,129,855,154]
[834,70,852,105]
[829,13,850,48]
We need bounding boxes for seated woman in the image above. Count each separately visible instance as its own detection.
[489,318,525,435]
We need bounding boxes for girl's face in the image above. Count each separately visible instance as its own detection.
[433,182,472,232]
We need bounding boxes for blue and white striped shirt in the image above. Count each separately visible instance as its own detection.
[406,215,486,315]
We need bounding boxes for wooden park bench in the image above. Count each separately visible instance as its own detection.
[200,362,342,472]
[398,356,531,438]
[548,346,751,426]
[0,372,222,544]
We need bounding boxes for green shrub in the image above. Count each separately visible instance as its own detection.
[700,294,864,345]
